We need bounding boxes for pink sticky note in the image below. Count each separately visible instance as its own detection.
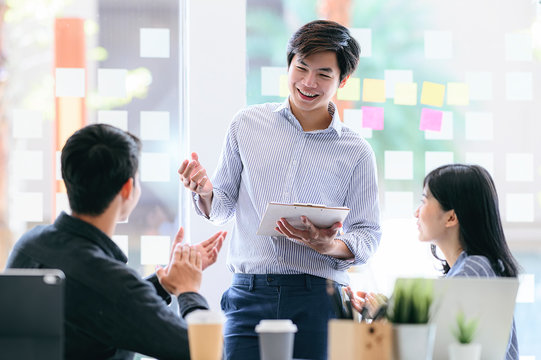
[361,106,384,130]
[420,108,443,131]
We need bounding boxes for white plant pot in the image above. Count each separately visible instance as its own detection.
[448,343,482,360]
[392,323,436,360]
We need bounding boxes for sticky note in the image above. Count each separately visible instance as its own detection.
[140,236,170,265]
[425,151,454,175]
[425,111,453,140]
[261,67,288,96]
[279,74,289,97]
[55,68,85,97]
[12,110,43,139]
[140,28,170,58]
[420,108,443,131]
[361,106,384,130]
[394,82,417,105]
[384,151,413,180]
[55,193,70,218]
[506,153,533,182]
[349,28,372,57]
[13,151,43,180]
[362,79,385,103]
[516,274,535,303]
[506,193,534,222]
[97,110,128,131]
[424,30,453,59]
[98,69,127,98]
[465,112,493,141]
[337,77,360,101]
[465,152,494,175]
[13,192,43,222]
[384,70,413,99]
[446,82,469,105]
[420,81,445,107]
[141,152,170,182]
[343,109,372,138]
[506,72,532,101]
[505,33,532,61]
[140,111,170,140]
[112,235,129,256]
[465,72,492,101]
[384,191,414,219]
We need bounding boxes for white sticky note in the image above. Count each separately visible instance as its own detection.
[98,68,127,98]
[13,151,43,180]
[140,28,170,58]
[424,30,453,59]
[140,111,170,141]
[519,356,535,360]
[384,151,413,180]
[506,153,533,182]
[425,111,453,140]
[343,109,373,138]
[384,191,414,219]
[112,235,129,257]
[97,110,128,131]
[425,151,454,175]
[13,192,43,222]
[12,110,43,139]
[261,67,288,96]
[141,152,170,182]
[56,151,62,181]
[506,72,533,101]
[350,28,372,57]
[465,72,493,101]
[505,33,532,61]
[446,82,469,105]
[55,192,70,218]
[394,82,417,106]
[55,68,85,98]
[465,112,493,141]
[465,152,494,175]
[506,193,534,222]
[516,274,535,303]
[384,70,413,98]
[140,235,170,265]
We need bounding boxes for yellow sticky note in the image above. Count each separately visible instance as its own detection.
[337,77,361,101]
[394,82,417,105]
[447,82,469,105]
[279,75,289,97]
[420,81,445,107]
[362,78,385,103]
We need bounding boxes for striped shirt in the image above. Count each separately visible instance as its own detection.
[447,251,519,360]
[193,99,381,284]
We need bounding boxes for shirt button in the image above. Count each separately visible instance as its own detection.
[284,192,289,196]
[292,160,297,165]
[277,256,283,261]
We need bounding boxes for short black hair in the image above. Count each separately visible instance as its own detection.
[61,124,141,216]
[287,20,360,83]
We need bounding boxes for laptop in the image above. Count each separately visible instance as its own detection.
[430,277,519,360]
[0,269,65,360]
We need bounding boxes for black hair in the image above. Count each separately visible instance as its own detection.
[61,124,141,216]
[424,164,519,277]
[287,20,360,83]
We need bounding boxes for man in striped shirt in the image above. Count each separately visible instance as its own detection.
[179,20,381,360]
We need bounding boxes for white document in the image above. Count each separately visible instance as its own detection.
[257,202,350,237]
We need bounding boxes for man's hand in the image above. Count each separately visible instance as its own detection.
[275,216,353,259]
[178,152,213,198]
[156,244,202,296]
[193,231,227,270]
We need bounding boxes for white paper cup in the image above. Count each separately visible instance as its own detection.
[186,310,225,360]
[255,319,298,360]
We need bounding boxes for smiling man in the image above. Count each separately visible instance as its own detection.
[178,20,381,360]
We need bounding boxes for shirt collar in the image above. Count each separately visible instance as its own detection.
[446,251,467,277]
[273,98,343,137]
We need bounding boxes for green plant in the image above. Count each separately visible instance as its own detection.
[386,278,433,324]
[452,310,479,344]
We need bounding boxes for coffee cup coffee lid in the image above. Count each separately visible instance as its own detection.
[255,319,298,333]
[185,309,225,324]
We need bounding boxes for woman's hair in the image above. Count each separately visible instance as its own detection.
[424,164,519,277]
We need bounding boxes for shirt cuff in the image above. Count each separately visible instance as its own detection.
[177,292,210,318]
[144,273,172,305]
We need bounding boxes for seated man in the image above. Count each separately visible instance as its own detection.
[5,124,226,360]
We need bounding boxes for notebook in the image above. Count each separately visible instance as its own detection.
[0,268,65,360]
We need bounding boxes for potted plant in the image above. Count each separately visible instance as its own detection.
[386,278,436,360]
[448,310,481,360]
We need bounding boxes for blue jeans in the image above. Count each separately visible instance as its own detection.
[220,274,338,360]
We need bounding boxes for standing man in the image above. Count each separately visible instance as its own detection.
[179,20,380,360]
